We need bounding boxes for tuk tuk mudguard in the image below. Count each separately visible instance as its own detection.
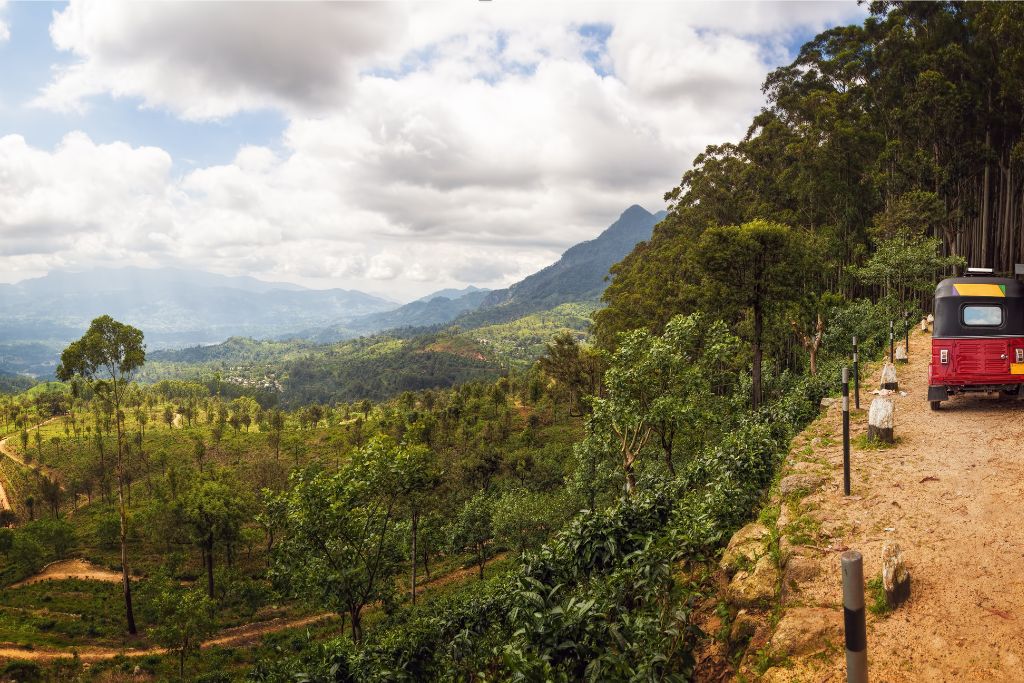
[927,385,948,402]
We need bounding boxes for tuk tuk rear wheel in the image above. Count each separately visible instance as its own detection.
[930,401,941,411]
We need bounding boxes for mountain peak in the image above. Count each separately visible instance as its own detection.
[464,204,664,324]
[620,204,653,220]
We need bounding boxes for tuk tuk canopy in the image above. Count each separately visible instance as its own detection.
[933,276,1024,338]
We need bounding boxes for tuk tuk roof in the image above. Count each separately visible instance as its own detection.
[934,276,1024,338]
[934,276,1024,299]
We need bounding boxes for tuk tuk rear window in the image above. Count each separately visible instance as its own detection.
[962,304,1003,327]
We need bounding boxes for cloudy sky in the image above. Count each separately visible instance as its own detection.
[0,1,864,301]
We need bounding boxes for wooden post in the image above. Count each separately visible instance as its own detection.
[889,320,894,364]
[853,336,860,410]
[843,367,851,496]
[904,311,910,355]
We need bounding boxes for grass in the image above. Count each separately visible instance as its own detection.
[751,645,791,676]
[783,510,821,548]
[866,576,892,617]
[853,433,901,451]
[0,580,137,649]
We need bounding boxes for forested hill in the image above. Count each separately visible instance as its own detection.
[456,204,666,327]
[288,288,492,343]
[594,2,1019,350]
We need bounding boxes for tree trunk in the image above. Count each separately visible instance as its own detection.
[410,512,418,605]
[659,429,675,476]
[206,535,215,598]
[978,125,987,266]
[114,391,137,635]
[350,608,362,643]
[752,302,764,410]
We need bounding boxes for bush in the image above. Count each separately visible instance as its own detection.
[251,370,829,680]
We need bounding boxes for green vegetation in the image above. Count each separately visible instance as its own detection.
[2,3,1020,679]
[866,576,893,618]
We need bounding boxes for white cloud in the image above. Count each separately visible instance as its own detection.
[36,0,403,119]
[5,1,867,299]
[0,0,9,42]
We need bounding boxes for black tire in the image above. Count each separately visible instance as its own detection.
[930,401,941,411]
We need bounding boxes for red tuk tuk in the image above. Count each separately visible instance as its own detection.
[928,268,1024,409]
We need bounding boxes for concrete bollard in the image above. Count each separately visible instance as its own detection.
[867,397,894,444]
[880,362,898,391]
[920,317,928,332]
[894,343,908,364]
[842,550,868,683]
[881,542,910,608]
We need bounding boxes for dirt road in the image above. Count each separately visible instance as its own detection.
[0,613,335,663]
[775,329,1024,681]
[9,559,123,588]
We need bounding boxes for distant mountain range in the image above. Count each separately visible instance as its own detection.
[454,204,666,327]
[290,287,492,343]
[0,266,397,352]
[0,267,399,375]
[268,205,663,342]
[0,204,664,379]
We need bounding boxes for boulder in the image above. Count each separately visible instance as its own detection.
[730,608,760,643]
[726,554,779,608]
[868,397,895,444]
[882,542,911,607]
[820,396,837,409]
[720,521,770,576]
[779,473,826,498]
[880,361,899,391]
[770,607,842,656]
[783,555,820,585]
[895,342,908,363]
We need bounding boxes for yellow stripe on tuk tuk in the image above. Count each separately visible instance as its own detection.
[954,283,1006,297]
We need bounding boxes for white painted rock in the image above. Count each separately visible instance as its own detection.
[880,362,899,390]
[920,317,929,332]
[895,343,908,363]
[882,542,910,606]
[868,397,895,443]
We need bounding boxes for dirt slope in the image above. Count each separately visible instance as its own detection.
[767,329,1024,681]
[9,559,123,588]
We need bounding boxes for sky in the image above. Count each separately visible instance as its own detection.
[0,1,866,302]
